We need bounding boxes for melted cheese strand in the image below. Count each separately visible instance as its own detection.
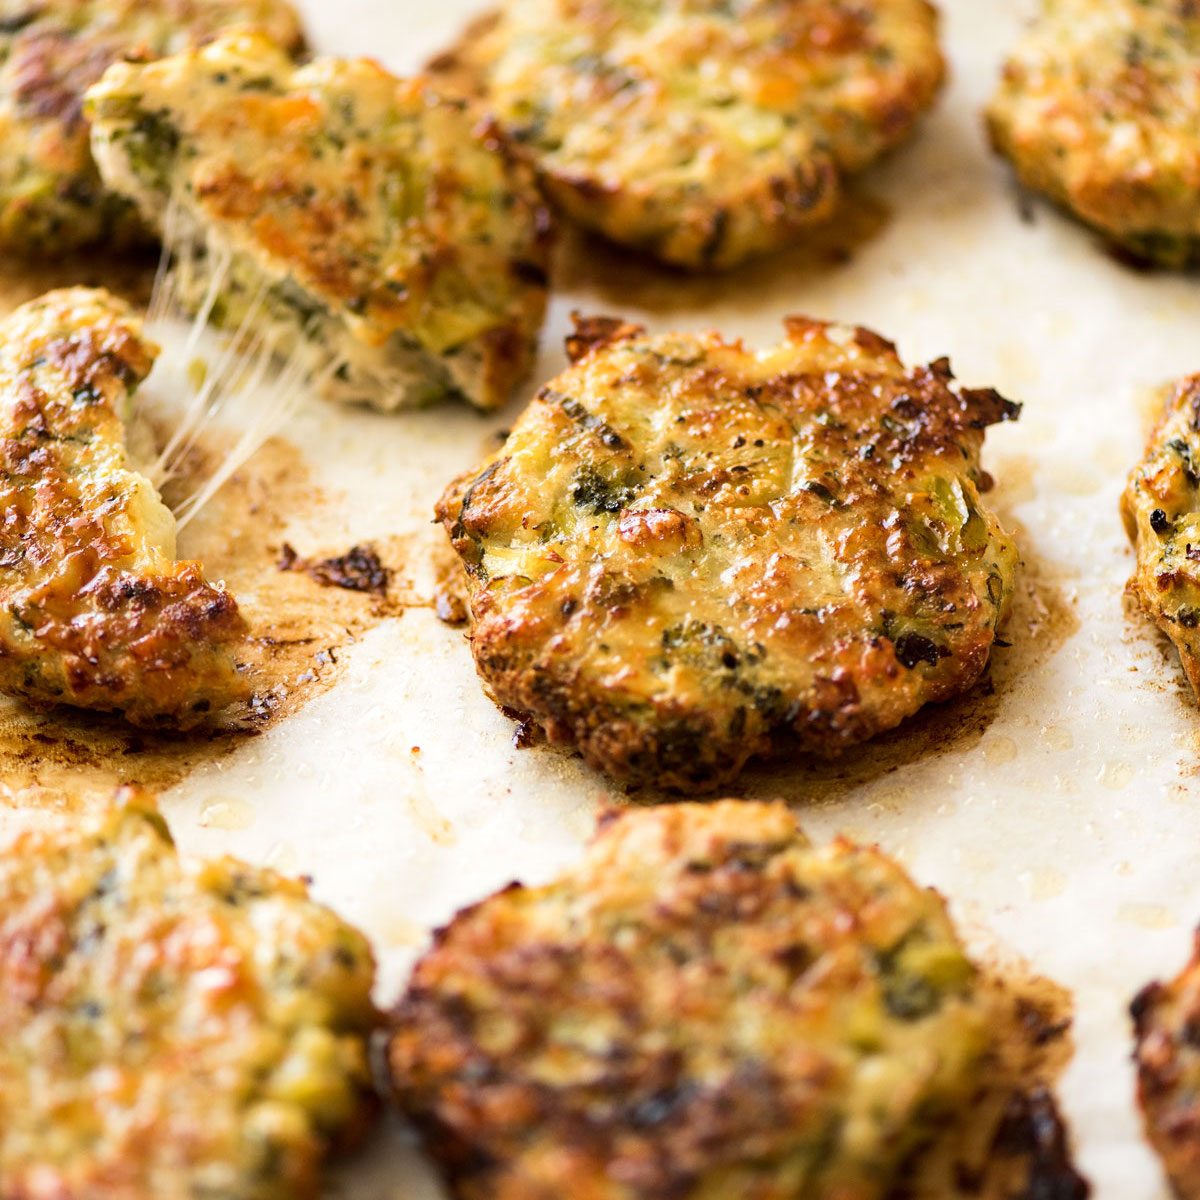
[144,195,316,524]
[148,283,269,487]
[174,340,314,532]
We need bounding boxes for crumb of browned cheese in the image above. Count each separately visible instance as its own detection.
[435,586,468,625]
[991,1089,1090,1199]
[278,543,390,596]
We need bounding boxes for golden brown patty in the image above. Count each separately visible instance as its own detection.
[0,795,378,1200]
[987,0,1200,267]
[0,0,305,255]
[86,31,553,412]
[389,799,994,1200]
[438,315,1019,791]
[430,0,944,269]
[1133,931,1200,1198]
[0,287,249,728]
[1121,375,1200,697]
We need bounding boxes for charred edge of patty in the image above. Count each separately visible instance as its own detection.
[565,312,645,364]
[1131,929,1200,1196]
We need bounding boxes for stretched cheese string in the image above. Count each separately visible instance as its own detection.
[143,193,344,530]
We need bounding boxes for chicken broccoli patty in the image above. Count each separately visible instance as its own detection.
[0,795,378,1200]
[429,0,944,270]
[85,31,553,412]
[1121,375,1200,698]
[0,0,305,255]
[1133,931,1200,1198]
[438,315,1019,791]
[389,799,994,1200]
[0,287,248,728]
[987,0,1200,267]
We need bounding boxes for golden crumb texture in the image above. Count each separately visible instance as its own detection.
[0,795,378,1200]
[86,31,553,411]
[439,314,1019,791]
[389,798,994,1200]
[1122,375,1200,699]
[0,286,249,728]
[430,0,944,268]
[0,0,305,254]
[988,0,1200,266]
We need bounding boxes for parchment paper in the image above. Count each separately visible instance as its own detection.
[2,1,1196,1195]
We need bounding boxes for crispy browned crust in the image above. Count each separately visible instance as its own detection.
[437,314,1020,791]
[564,312,645,364]
[986,0,1200,267]
[0,0,307,254]
[1133,931,1200,1198]
[184,106,549,380]
[85,36,554,411]
[1121,375,1200,699]
[428,0,944,269]
[388,800,993,1200]
[0,288,249,728]
[990,1088,1091,1200]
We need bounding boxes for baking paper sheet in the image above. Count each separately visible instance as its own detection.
[2,1,1198,1195]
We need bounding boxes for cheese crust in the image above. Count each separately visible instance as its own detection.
[1134,931,1200,1199]
[987,0,1200,267]
[0,0,305,254]
[1121,376,1200,698]
[438,315,1019,791]
[390,799,994,1200]
[0,797,378,1200]
[86,32,553,412]
[429,0,944,269]
[0,287,248,728]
